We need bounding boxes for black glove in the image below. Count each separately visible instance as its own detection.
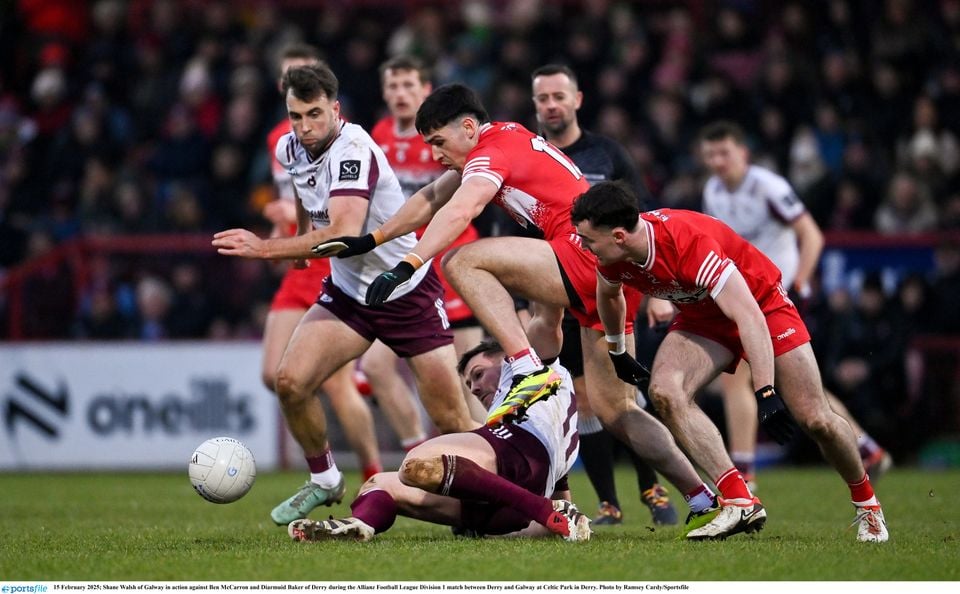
[609,351,651,389]
[755,385,797,445]
[366,261,416,306]
[312,233,377,258]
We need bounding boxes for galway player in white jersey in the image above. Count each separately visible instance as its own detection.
[699,121,892,488]
[289,339,591,542]
[572,181,888,543]
[213,64,476,527]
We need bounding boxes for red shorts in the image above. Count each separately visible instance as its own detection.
[670,292,811,373]
[549,235,640,333]
[269,260,331,311]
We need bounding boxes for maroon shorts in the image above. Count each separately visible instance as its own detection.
[459,424,556,534]
[316,268,453,358]
[270,260,330,310]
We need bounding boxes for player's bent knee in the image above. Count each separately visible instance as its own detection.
[440,247,463,269]
[273,367,312,407]
[399,456,444,491]
[261,370,279,394]
[797,412,833,441]
[647,382,680,420]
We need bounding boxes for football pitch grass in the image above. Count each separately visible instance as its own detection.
[1,467,958,581]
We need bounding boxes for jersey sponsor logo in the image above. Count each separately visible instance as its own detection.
[307,208,330,225]
[339,160,361,181]
[776,327,796,341]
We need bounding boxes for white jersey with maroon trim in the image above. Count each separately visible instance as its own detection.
[488,359,578,497]
[370,116,445,199]
[462,122,589,241]
[275,121,430,303]
[597,209,786,319]
[702,165,806,286]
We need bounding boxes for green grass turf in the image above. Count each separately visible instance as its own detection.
[1,467,957,581]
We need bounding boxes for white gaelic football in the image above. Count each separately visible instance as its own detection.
[189,437,256,503]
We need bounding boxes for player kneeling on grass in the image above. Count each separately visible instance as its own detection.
[289,339,591,542]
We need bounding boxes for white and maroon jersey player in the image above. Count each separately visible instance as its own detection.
[275,120,431,303]
[489,359,579,497]
[371,116,445,198]
[597,209,789,318]
[463,122,588,241]
[701,165,806,287]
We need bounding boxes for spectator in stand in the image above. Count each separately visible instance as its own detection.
[874,170,938,234]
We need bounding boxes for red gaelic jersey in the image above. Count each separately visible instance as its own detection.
[597,209,789,320]
[463,122,590,241]
[267,119,295,201]
[370,116,446,198]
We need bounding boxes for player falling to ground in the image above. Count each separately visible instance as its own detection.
[531,63,677,526]
[313,84,721,535]
[572,181,888,542]
[288,339,593,543]
[365,55,487,428]
[261,43,384,483]
[698,121,892,487]
[213,64,476,526]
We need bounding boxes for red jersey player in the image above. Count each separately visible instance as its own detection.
[571,180,888,543]
[316,84,718,525]
[367,57,486,427]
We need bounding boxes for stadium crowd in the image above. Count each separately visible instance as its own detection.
[2,0,960,459]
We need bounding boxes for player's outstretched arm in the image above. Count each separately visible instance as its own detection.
[215,194,369,261]
[313,170,463,258]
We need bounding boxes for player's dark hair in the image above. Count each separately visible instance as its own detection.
[415,83,490,134]
[700,120,747,145]
[571,181,641,232]
[457,339,504,377]
[531,63,578,87]
[379,55,431,84]
[282,64,339,102]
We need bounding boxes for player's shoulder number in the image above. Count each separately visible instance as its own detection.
[530,135,582,180]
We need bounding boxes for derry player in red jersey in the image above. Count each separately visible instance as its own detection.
[316,84,719,525]
[571,181,889,543]
[365,56,486,428]
[262,44,384,481]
